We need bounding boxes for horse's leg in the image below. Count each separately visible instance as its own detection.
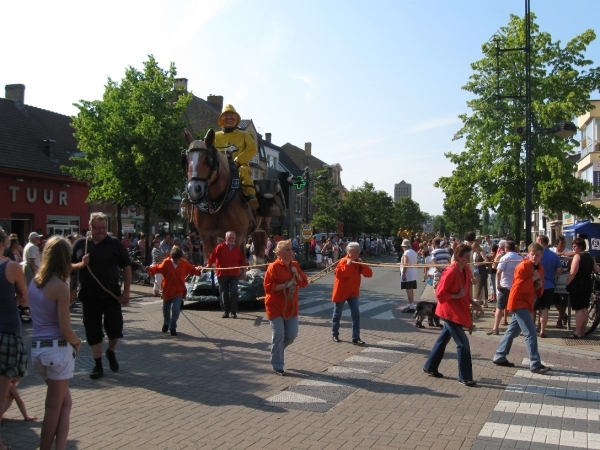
[251,230,268,266]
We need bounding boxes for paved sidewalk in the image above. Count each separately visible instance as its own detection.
[2,261,599,450]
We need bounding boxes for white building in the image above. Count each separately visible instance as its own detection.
[394,180,412,201]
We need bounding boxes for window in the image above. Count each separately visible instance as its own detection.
[295,193,302,213]
[581,119,598,158]
[267,154,278,169]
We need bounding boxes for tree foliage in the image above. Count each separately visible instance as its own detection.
[437,14,600,241]
[393,197,425,233]
[67,55,192,261]
[339,182,394,238]
[311,169,342,233]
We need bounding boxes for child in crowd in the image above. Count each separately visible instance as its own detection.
[2,378,37,423]
[148,247,202,336]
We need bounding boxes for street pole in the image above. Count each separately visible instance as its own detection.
[524,0,532,246]
[305,167,310,261]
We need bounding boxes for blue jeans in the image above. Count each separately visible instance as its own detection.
[269,315,299,371]
[424,320,473,382]
[218,276,239,314]
[493,308,542,369]
[331,297,360,340]
[163,296,183,330]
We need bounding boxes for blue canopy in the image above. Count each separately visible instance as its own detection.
[563,220,593,237]
[563,220,600,257]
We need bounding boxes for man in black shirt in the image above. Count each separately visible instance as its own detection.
[72,212,131,379]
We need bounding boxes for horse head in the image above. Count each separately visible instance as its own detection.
[184,129,219,203]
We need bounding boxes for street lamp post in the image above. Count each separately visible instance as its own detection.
[522,0,577,245]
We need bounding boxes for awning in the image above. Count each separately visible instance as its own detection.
[563,220,592,237]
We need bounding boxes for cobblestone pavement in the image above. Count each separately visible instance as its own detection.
[3,255,599,450]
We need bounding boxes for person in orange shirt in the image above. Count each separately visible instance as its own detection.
[147,247,202,336]
[263,240,308,376]
[492,243,551,374]
[331,242,372,345]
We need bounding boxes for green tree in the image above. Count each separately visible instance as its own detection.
[431,215,447,237]
[481,209,491,235]
[311,169,342,233]
[339,182,394,238]
[393,197,425,233]
[437,14,600,242]
[67,55,192,262]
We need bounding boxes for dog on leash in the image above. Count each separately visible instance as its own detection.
[414,301,442,328]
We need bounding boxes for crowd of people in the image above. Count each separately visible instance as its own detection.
[2,217,599,448]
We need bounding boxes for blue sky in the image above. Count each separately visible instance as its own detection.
[2,0,599,215]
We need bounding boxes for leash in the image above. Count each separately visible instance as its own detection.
[83,236,122,302]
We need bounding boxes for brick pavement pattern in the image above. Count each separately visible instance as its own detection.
[2,256,599,450]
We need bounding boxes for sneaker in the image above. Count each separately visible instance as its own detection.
[90,365,104,379]
[493,359,515,367]
[401,306,415,313]
[274,369,285,376]
[422,368,444,378]
[222,313,230,318]
[170,329,177,336]
[105,350,119,372]
[231,313,237,319]
[162,324,169,333]
[459,380,477,387]
[531,365,551,374]
[332,336,341,343]
[352,339,366,346]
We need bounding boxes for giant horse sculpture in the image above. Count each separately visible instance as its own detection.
[182,129,285,264]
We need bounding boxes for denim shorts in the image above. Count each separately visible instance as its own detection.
[31,343,76,380]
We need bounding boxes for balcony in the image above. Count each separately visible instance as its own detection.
[582,186,600,204]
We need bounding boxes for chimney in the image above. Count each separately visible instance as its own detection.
[174,78,188,92]
[265,133,271,143]
[5,84,25,110]
[207,95,223,111]
[304,142,312,157]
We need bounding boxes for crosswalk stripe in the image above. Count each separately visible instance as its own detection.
[521,358,554,367]
[265,391,327,404]
[505,382,600,400]
[325,366,372,374]
[344,355,391,364]
[514,369,600,384]
[478,423,600,449]
[300,302,334,315]
[361,347,405,354]
[370,310,395,320]
[341,301,389,317]
[494,400,600,421]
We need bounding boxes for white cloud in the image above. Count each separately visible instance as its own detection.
[400,116,462,136]
[289,72,320,101]
[174,0,233,44]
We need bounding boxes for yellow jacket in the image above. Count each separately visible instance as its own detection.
[214,129,257,166]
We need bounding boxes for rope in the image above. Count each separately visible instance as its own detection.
[83,237,122,302]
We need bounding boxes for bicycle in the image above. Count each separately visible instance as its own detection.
[585,273,600,336]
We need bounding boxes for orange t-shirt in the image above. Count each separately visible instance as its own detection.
[331,257,372,302]
[507,260,544,312]
[263,259,308,320]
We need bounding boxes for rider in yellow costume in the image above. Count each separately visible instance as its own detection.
[214,104,259,210]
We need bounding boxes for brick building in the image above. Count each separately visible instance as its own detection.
[0,84,89,244]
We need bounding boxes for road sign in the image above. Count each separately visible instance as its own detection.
[301,224,312,242]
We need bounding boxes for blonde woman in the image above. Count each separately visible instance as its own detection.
[29,236,81,450]
[263,240,308,375]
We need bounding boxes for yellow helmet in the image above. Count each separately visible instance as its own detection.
[218,104,241,128]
